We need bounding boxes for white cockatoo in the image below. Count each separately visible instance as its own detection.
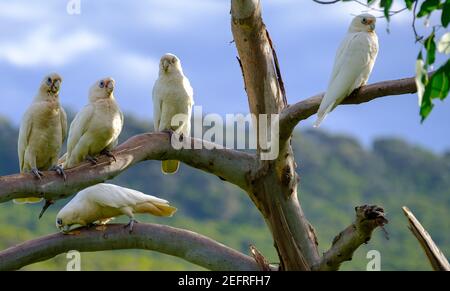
[152,53,194,174]
[314,13,379,127]
[56,183,177,233]
[64,77,123,169]
[15,73,67,205]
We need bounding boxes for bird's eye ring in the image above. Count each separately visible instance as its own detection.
[99,81,105,88]
[362,17,367,24]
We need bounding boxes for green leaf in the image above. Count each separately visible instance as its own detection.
[404,0,416,10]
[438,32,450,54]
[380,0,394,20]
[417,0,441,18]
[425,32,436,66]
[442,0,450,27]
[420,95,434,122]
[420,59,450,122]
[428,59,450,100]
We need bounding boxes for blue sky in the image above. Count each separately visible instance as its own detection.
[0,0,448,152]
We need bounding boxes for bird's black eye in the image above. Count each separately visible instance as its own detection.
[47,77,52,85]
[57,218,62,225]
[99,81,105,88]
[362,17,367,24]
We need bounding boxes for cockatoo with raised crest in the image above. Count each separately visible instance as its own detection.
[56,183,177,233]
[15,73,67,206]
[152,53,194,174]
[314,13,379,128]
[64,77,123,169]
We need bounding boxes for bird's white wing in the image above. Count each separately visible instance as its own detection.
[108,109,124,150]
[86,183,169,209]
[183,77,194,104]
[181,77,194,136]
[315,33,373,127]
[152,82,162,132]
[327,33,372,101]
[66,104,95,156]
[328,33,358,87]
[17,107,34,171]
[60,106,68,143]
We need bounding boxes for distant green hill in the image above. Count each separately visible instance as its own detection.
[0,114,448,271]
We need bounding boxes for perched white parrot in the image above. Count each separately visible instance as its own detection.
[56,183,177,233]
[314,13,379,128]
[15,73,67,205]
[64,77,123,169]
[152,53,194,174]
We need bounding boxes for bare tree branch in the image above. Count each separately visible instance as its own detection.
[402,206,450,271]
[314,205,388,271]
[0,223,263,271]
[250,244,272,271]
[280,76,419,140]
[0,133,256,204]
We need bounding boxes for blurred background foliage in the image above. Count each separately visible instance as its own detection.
[0,112,449,271]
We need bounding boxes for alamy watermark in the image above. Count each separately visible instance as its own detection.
[66,250,81,271]
[170,106,279,161]
[366,250,381,271]
[66,0,81,15]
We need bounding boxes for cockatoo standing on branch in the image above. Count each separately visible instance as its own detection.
[56,183,177,233]
[15,73,67,206]
[64,77,123,169]
[152,53,194,174]
[314,13,379,128]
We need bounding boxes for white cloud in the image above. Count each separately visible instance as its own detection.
[117,54,159,83]
[0,1,49,21]
[0,27,106,67]
[143,0,228,30]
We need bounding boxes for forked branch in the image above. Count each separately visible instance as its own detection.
[314,205,388,271]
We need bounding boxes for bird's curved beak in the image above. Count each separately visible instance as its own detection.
[162,60,170,72]
[59,224,82,234]
[59,225,70,233]
[367,19,376,32]
[50,79,61,94]
[104,79,115,93]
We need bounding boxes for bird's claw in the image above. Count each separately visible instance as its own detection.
[31,168,43,180]
[101,149,117,162]
[51,165,67,181]
[38,199,54,219]
[162,130,174,139]
[124,219,139,233]
[86,156,98,165]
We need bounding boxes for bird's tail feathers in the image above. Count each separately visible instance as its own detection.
[313,102,335,128]
[13,197,43,204]
[161,160,179,174]
[136,201,177,217]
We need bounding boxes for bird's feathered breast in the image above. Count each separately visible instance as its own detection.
[154,73,194,104]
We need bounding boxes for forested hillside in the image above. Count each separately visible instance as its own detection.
[0,114,448,271]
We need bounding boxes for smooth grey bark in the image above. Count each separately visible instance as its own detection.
[0,224,262,271]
